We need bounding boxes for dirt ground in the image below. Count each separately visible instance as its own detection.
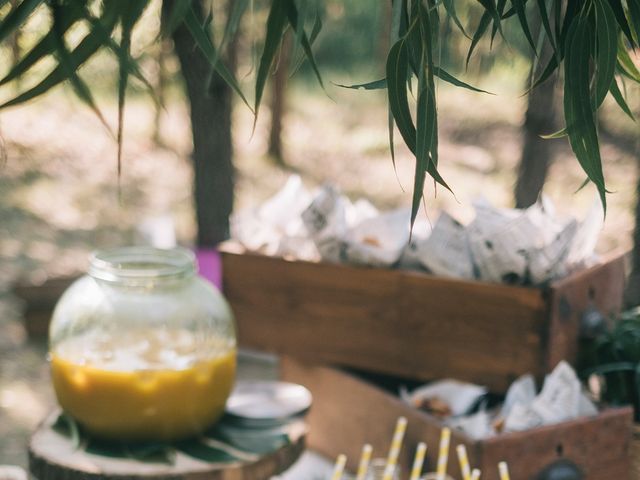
[0,78,637,469]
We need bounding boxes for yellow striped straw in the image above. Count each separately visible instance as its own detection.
[330,454,347,480]
[498,462,510,480]
[382,417,408,480]
[355,444,373,480]
[436,427,451,480]
[409,442,427,480]
[456,444,471,480]
[471,468,481,480]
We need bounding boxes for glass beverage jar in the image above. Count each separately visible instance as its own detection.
[49,247,237,442]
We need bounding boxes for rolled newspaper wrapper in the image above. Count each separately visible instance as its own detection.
[470,468,481,480]
[331,454,347,480]
[456,444,471,480]
[410,442,427,480]
[436,427,451,480]
[383,417,408,480]
[356,444,373,480]
[498,462,510,480]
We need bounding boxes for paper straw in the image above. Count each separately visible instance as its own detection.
[456,444,471,480]
[409,442,427,480]
[498,462,510,480]
[330,454,347,480]
[436,427,451,480]
[355,444,373,480]
[471,468,481,480]
[382,417,408,480]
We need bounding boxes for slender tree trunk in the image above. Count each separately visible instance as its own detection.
[164,0,235,247]
[625,161,640,308]
[268,33,292,166]
[514,23,558,208]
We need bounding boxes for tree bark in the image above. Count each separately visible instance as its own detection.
[625,161,640,308]
[164,0,235,247]
[514,16,559,209]
[268,32,292,166]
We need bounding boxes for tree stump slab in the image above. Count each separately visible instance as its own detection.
[29,411,307,480]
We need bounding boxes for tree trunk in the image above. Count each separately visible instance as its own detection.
[268,32,292,166]
[164,0,235,247]
[514,25,558,208]
[625,161,640,308]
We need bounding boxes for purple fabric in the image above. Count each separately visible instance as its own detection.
[195,247,222,290]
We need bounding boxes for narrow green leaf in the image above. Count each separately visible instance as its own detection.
[433,67,494,93]
[0,0,44,44]
[564,16,607,212]
[116,0,150,178]
[466,11,492,66]
[617,38,640,83]
[254,0,287,117]
[477,0,505,40]
[386,37,416,152]
[442,0,468,37]
[609,0,637,47]
[49,1,109,132]
[540,127,567,139]
[0,2,120,110]
[289,7,322,76]
[526,54,559,92]
[609,77,636,121]
[512,0,537,53]
[161,0,193,36]
[282,0,324,89]
[0,4,83,86]
[536,0,557,55]
[334,78,387,90]
[593,0,618,107]
[80,5,153,93]
[628,0,640,46]
[183,6,251,110]
[490,0,508,45]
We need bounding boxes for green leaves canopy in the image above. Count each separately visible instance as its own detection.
[0,0,637,220]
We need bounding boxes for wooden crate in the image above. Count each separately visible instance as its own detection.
[222,251,626,392]
[281,357,633,480]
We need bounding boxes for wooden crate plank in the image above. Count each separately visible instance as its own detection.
[224,252,547,392]
[546,254,626,371]
[480,407,633,480]
[280,357,478,477]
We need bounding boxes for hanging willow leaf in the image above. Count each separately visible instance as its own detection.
[183,6,251,110]
[0,0,44,44]
[536,0,558,56]
[609,77,636,121]
[282,0,323,89]
[540,127,567,139]
[433,67,494,93]
[593,0,618,108]
[442,0,468,37]
[254,0,287,119]
[0,1,120,110]
[289,7,322,76]
[335,78,387,90]
[387,36,416,152]
[512,0,537,53]
[617,39,640,83]
[161,0,193,36]
[609,0,637,47]
[563,16,607,211]
[49,1,109,132]
[466,11,492,66]
[0,4,84,87]
[116,0,150,177]
[628,0,640,45]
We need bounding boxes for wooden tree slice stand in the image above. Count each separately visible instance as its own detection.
[29,411,307,480]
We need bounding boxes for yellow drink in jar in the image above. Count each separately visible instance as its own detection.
[50,328,236,441]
